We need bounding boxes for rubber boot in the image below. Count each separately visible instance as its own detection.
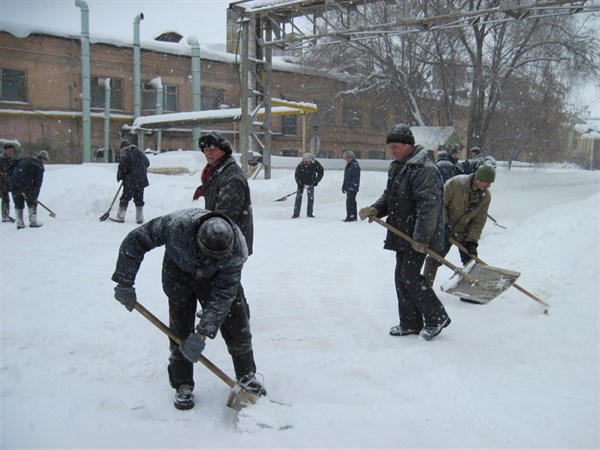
[29,205,43,228]
[15,208,25,230]
[423,259,438,287]
[135,206,144,224]
[110,205,127,223]
[2,203,15,223]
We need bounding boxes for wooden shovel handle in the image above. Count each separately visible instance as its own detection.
[133,302,257,404]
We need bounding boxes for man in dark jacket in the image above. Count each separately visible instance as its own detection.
[111,209,265,411]
[460,146,485,175]
[110,140,150,224]
[10,150,48,229]
[359,124,450,341]
[341,150,361,222]
[292,152,324,218]
[436,147,463,183]
[193,132,254,318]
[0,143,18,222]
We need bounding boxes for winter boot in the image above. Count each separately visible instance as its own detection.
[110,205,127,223]
[238,372,267,396]
[174,384,194,410]
[2,203,15,223]
[422,260,439,287]
[28,206,43,228]
[420,317,451,341]
[135,206,144,224]
[15,209,25,230]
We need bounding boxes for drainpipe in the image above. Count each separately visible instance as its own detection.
[145,76,163,152]
[187,35,201,151]
[75,0,91,163]
[133,13,144,150]
[100,78,111,163]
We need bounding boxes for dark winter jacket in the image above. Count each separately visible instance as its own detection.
[111,209,248,339]
[444,174,491,243]
[460,155,485,175]
[342,158,361,193]
[371,147,444,252]
[295,160,324,188]
[117,145,150,189]
[0,153,18,192]
[9,156,44,198]
[436,153,462,183]
[202,155,254,255]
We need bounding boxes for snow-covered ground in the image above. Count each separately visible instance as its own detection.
[1,151,598,449]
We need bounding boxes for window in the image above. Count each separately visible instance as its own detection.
[91,77,123,109]
[281,149,298,157]
[282,115,297,135]
[370,104,387,130]
[201,87,225,110]
[343,103,362,127]
[1,68,27,103]
[368,150,385,159]
[143,82,178,112]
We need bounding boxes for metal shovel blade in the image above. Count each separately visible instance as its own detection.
[440,260,521,303]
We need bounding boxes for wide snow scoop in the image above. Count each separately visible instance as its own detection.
[99,182,122,222]
[274,190,298,202]
[449,237,548,314]
[132,301,257,407]
[370,216,520,303]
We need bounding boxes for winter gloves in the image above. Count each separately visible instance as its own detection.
[359,206,378,221]
[114,285,136,311]
[180,333,206,363]
[463,241,479,257]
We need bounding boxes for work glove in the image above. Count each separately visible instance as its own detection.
[114,285,136,312]
[463,241,479,256]
[180,333,206,363]
[359,206,378,221]
[192,185,203,201]
[411,240,429,254]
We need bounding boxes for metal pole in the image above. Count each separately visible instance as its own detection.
[75,0,91,163]
[263,19,272,180]
[239,18,250,176]
[133,13,144,119]
[187,35,201,151]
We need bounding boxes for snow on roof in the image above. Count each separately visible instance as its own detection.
[410,126,458,150]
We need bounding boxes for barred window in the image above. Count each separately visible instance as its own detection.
[1,68,27,103]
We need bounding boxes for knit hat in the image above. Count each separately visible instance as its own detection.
[475,164,496,183]
[198,133,233,156]
[37,150,49,161]
[470,146,482,155]
[386,124,415,145]
[196,216,234,259]
[448,146,459,156]
[120,140,130,148]
[303,152,314,161]
[342,151,355,159]
[3,143,15,150]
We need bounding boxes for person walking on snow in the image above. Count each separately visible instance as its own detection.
[358,124,450,341]
[0,143,18,222]
[111,209,266,411]
[341,150,360,222]
[422,164,496,304]
[9,150,48,229]
[292,152,324,218]
[110,140,149,224]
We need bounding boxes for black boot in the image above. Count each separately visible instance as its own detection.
[174,384,194,410]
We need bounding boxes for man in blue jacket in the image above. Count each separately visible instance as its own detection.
[111,209,265,410]
[359,124,450,341]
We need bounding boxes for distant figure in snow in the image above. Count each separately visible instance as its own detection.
[292,152,324,218]
[110,140,149,224]
[10,150,49,229]
[111,209,266,410]
[358,124,450,341]
[436,146,463,183]
[341,150,360,222]
[0,142,18,223]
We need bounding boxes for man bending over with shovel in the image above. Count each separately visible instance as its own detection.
[111,209,266,410]
[359,124,451,341]
[422,164,496,304]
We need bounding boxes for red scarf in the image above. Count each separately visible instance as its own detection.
[192,163,215,201]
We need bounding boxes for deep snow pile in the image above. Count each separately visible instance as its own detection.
[1,152,598,449]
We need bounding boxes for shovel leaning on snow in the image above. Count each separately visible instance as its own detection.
[273,190,298,202]
[132,301,257,407]
[369,217,520,304]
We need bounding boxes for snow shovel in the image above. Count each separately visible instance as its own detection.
[274,190,298,202]
[449,237,549,314]
[37,199,56,218]
[99,182,122,222]
[132,301,257,407]
[370,217,520,303]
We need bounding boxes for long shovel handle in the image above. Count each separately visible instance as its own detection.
[36,199,56,218]
[449,237,549,313]
[99,183,122,221]
[132,301,257,405]
[274,190,298,202]
[370,216,479,285]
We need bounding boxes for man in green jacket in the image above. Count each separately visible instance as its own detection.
[423,164,496,303]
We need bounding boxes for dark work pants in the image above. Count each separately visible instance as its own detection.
[293,186,315,216]
[345,190,357,220]
[161,254,256,390]
[425,237,472,269]
[11,190,37,209]
[395,249,449,330]
[119,183,145,208]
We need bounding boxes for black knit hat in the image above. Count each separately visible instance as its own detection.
[196,216,234,259]
[120,140,130,148]
[198,133,233,156]
[386,124,415,145]
[3,143,15,150]
[470,146,482,155]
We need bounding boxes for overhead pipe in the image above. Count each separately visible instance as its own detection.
[75,0,91,163]
[99,77,111,162]
[187,35,201,151]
